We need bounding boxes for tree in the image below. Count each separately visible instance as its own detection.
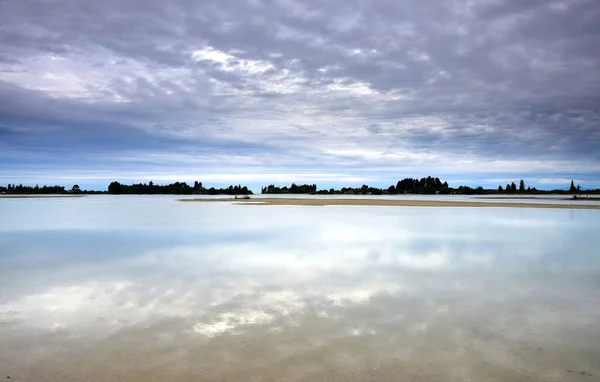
[570,180,577,192]
[506,184,511,193]
[71,184,82,194]
[261,183,314,194]
[510,182,517,193]
[108,181,123,194]
[498,185,503,192]
[519,179,525,193]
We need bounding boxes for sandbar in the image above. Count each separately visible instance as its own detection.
[477,196,600,201]
[180,197,600,209]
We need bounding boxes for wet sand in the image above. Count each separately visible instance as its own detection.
[181,197,600,209]
[477,196,600,201]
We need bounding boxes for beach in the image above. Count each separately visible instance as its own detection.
[181,197,600,209]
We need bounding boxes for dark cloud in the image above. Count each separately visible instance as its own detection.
[0,0,599,188]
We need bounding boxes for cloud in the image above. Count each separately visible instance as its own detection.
[0,0,599,188]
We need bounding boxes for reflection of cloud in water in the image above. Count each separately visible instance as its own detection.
[1,205,598,365]
[194,290,306,337]
[0,281,200,330]
[2,198,600,381]
[348,328,376,336]
[408,322,429,335]
[192,284,406,337]
[0,265,409,338]
[193,311,274,337]
[2,237,596,337]
[325,284,402,306]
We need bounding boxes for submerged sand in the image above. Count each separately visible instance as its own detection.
[181,197,600,209]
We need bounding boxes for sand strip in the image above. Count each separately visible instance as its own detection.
[475,196,600,201]
[180,198,600,209]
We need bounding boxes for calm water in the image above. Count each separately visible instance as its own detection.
[1,196,599,381]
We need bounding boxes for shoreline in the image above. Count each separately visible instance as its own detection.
[476,196,600,201]
[180,197,600,209]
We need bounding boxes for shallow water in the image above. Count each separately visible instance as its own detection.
[1,196,599,381]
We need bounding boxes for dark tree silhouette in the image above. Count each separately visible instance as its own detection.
[108,181,123,194]
[3,177,599,196]
[262,184,317,194]
[0,184,67,194]
[107,181,248,195]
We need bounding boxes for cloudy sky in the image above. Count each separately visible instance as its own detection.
[1,0,599,191]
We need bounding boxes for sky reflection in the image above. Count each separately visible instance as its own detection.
[0,196,599,380]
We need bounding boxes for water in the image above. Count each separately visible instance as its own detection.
[1,196,599,381]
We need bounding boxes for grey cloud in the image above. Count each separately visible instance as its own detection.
[0,0,599,185]
[365,124,383,134]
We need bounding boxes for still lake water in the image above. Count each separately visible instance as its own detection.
[1,195,599,381]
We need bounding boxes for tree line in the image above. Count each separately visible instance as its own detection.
[497,179,537,193]
[0,181,253,195]
[262,178,597,195]
[261,184,317,194]
[263,177,451,195]
[107,181,252,195]
[1,179,597,195]
[0,183,99,194]
[262,177,451,195]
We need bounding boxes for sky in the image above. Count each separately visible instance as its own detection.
[1,0,599,191]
